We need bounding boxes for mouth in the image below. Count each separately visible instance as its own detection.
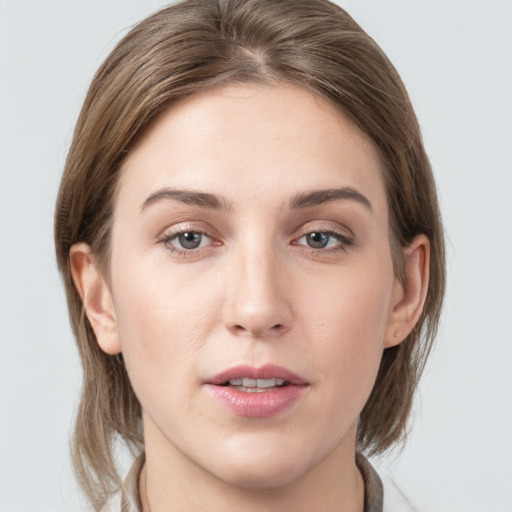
[205,364,309,418]
[217,377,289,393]
[206,363,308,387]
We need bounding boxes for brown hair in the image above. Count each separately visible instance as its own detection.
[55,0,445,508]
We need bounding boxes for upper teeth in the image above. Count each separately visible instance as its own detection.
[229,378,285,387]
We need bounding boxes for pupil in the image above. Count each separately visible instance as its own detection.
[179,232,201,249]
[307,232,328,248]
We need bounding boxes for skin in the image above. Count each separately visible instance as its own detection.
[71,84,429,512]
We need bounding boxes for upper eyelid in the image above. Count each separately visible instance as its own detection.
[157,222,218,240]
[293,223,354,240]
[165,230,211,240]
[297,230,349,240]
[155,220,354,242]
[159,230,215,247]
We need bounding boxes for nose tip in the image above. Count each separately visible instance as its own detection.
[222,251,292,339]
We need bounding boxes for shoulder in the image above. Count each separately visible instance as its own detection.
[358,453,423,512]
[101,454,144,512]
[382,474,423,512]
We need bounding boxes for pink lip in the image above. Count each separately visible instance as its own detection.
[205,364,309,418]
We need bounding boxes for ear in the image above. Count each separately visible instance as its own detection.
[69,243,122,355]
[384,234,430,348]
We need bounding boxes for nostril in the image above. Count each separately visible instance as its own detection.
[228,317,290,337]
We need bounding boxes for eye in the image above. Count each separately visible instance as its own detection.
[175,231,206,249]
[295,230,352,250]
[160,230,214,253]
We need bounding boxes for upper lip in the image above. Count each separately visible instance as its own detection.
[206,364,308,385]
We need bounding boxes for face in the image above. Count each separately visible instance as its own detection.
[104,84,401,488]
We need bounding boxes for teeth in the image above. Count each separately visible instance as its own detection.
[228,378,285,388]
[239,387,268,393]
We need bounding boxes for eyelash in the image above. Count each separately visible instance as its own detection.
[157,227,354,256]
[158,228,216,256]
[293,229,354,252]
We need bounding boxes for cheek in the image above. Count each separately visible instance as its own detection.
[302,258,393,344]
[299,261,393,403]
[109,255,221,399]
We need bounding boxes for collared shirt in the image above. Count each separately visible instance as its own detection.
[112,452,387,512]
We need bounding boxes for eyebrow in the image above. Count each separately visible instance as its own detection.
[140,188,234,212]
[140,186,372,213]
[290,187,373,211]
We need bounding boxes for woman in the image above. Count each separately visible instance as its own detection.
[54,0,445,510]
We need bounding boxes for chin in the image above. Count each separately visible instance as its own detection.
[207,438,316,490]
[217,459,306,491]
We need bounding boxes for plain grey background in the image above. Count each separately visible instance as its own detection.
[1,1,511,511]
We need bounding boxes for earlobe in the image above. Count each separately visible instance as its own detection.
[384,234,430,348]
[69,243,122,355]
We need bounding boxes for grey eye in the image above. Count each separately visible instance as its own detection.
[305,232,330,249]
[295,230,350,251]
[177,231,203,249]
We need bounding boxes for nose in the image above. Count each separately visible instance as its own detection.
[222,244,292,338]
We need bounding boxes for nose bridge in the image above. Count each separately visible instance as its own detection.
[222,235,291,337]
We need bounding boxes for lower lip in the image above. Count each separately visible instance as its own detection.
[206,384,308,418]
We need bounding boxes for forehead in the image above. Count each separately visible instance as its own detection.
[118,83,386,213]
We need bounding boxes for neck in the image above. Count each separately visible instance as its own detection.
[140,417,365,512]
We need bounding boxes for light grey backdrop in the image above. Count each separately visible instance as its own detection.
[1,1,511,511]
